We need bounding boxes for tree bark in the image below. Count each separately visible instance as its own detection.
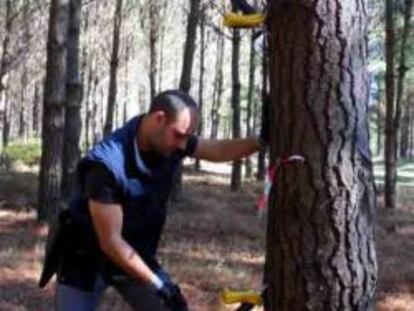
[32,83,41,137]
[257,37,268,181]
[178,0,201,93]
[230,27,242,192]
[195,7,206,171]
[172,0,201,201]
[245,32,256,179]
[384,0,398,209]
[38,0,70,222]
[149,1,158,101]
[210,33,225,139]
[103,0,123,137]
[264,2,377,310]
[62,0,82,200]
[397,0,413,159]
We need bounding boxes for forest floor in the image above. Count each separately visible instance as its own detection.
[0,161,413,311]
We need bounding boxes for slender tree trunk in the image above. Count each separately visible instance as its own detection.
[397,0,413,159]
[230,27,242,192]
[172,0,201,201]
[376,103,383,156]
[103,0,123,137]
[384,0,398,209]
[178,0,201,93]
[264,1,377,310]
[0,0,13,123]
[2,89,10,148]
[149,1,158,101]
[257,37,268,181]
[38,0,70,222]
[195,8,206,171]
[62,0,82,200]
[245,32,256,179]
[211,34,224,139]
[32,83,41,137]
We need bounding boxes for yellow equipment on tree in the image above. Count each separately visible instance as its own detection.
[223,0,265,28]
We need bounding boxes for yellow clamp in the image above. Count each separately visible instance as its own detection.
[221,289,263,306]
[223,13,266,28]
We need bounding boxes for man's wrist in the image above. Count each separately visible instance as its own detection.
[150,273,164,290]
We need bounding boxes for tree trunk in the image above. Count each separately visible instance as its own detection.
[384,0,398,209]
[62,0,82,200]
[245,32,256,179]
[230,27,241,192]
[264,2,377,310]
[172,0,201,201]
[0,0,13,122]
[103,0,123,137]
[195,8,206,171]
[32,83,41,137]
[178,0,201,93]
[38,0,70,222]
[257,37,268,181]
[149,1,158,101]
[2,89,10,148]
[397,0,413,159]
[210,33,225,139]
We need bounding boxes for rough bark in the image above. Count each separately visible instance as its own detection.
[384,0,397,209]
[103,0,123,137]
[0,0,13,120]
[264,1,377,310]
[62,0,82,200]
[38,0,70,222]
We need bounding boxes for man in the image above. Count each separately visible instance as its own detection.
[40,90,267,311]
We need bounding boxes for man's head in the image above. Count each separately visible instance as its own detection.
[144,90,199,157]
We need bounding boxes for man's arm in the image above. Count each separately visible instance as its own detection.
[89,200,162,287]
[192,137,264,162]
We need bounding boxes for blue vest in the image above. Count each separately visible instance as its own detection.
[62,116,183,289]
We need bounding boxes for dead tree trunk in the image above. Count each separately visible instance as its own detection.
[230,26,241,191]
[397,0,413,159]
[264,2,377,310]
[38,0,70,222]
[103,0,123,137]
[172,0,201,201]
[384,0,398,209]
[195,7,206,171]
[62,0,82,199]
[245,31,256,179]
[210,33,224,139]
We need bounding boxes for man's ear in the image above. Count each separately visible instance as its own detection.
[154,110,167,125]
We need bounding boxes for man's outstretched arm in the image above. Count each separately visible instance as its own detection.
[192,137,265,162]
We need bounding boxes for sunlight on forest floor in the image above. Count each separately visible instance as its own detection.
[0,163,413,310]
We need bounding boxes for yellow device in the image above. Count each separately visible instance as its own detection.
[221,288,263,306]
[223,13,265,28]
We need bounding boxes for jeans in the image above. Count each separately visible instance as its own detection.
[56,270,172,311]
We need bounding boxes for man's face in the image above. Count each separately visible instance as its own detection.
[150,108,198,157]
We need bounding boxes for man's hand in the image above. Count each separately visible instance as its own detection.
[157,281,188,311]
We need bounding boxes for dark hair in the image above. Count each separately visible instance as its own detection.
[149,90,198,121]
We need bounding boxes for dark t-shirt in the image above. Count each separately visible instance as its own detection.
[84,135,199,204]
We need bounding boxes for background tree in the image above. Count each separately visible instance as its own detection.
[38,0,70,222]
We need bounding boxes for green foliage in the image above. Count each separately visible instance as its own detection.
[1,139,42,168]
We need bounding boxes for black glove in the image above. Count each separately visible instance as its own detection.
[157,282,188,311]
[231,0,257,14]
